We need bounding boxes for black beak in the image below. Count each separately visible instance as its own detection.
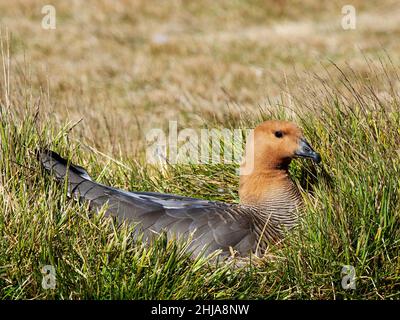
[295,138,321,163]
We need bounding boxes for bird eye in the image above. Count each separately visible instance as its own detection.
[274,131,284,138]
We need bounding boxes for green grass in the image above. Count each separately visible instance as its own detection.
[0,52,399,299]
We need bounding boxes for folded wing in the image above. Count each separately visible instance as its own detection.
[39,150,256,256]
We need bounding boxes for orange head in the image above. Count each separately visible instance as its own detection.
[241,120,321,174]
[239,120,321,204]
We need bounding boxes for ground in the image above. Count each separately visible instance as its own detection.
[0,0,399,299]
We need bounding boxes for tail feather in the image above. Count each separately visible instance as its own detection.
[39,149,100,201]
[38,149,165,218]
[39,149,92,182]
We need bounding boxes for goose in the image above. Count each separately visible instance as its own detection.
[39,120,321,257]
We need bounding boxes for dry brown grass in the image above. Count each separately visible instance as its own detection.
[1,0,399,158]
[1,1,400,300]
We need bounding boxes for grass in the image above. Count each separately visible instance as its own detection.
[0,1,399,299]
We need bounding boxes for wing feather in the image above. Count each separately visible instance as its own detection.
[39,150,256,256]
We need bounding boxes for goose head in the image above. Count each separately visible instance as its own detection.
[239,120,321,204]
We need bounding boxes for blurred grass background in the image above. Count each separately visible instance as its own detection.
[0,0,399,299]
[1,0,399,155]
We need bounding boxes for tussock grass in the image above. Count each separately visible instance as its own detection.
[0,1,399,299]
[1,52,399,299]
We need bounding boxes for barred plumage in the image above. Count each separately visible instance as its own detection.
[39,120,320,257]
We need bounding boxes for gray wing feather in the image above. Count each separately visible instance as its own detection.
[39,150,256,256]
